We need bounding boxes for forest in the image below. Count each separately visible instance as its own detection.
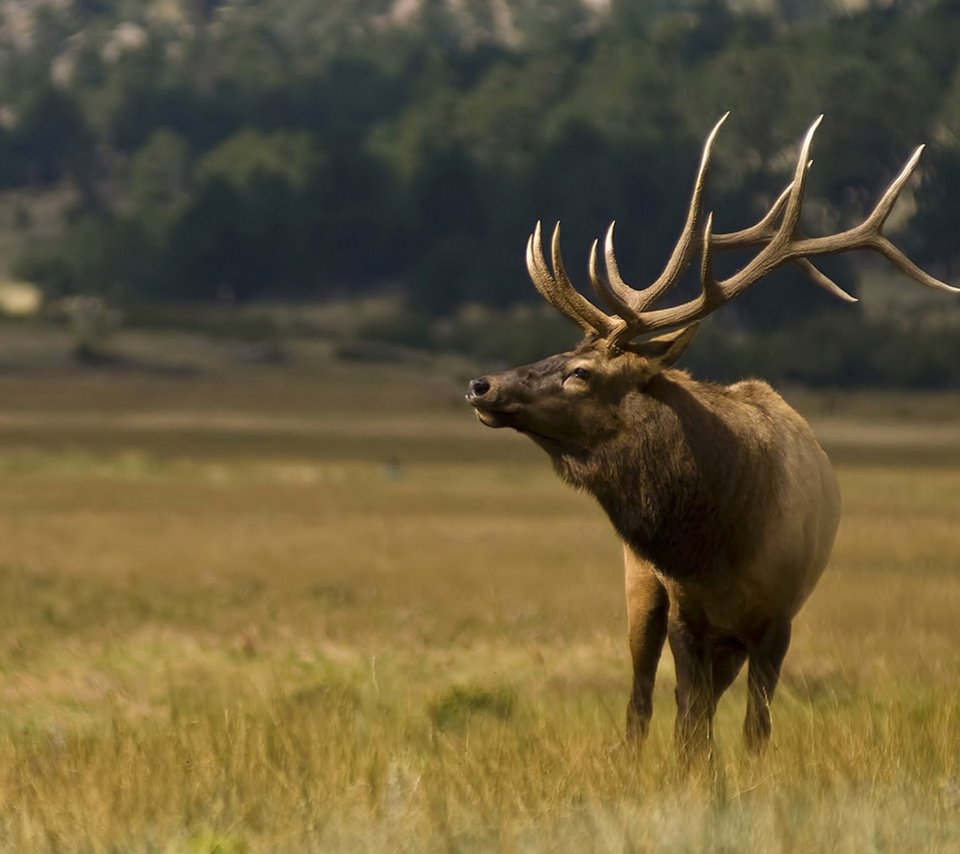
[2,0,960,385]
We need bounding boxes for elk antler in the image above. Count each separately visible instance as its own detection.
[527,115,959,346]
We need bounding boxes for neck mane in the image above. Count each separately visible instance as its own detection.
[550,371,771,579]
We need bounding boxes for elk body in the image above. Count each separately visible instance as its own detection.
[466,116,958,756]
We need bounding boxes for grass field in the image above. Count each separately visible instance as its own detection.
[0,351,956,851]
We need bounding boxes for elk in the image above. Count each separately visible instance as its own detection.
[466,115,958,756]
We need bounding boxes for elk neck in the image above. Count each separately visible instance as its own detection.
[551,370,772,581]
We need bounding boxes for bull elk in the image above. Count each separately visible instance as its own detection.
[466,115,958,756]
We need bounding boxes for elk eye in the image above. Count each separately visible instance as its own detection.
[572,367,592,381]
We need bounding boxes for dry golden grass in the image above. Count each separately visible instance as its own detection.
[0,364,955,851]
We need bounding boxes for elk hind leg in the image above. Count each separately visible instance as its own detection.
[669,621,715,759]
[711,639,747,706]
[744,619,791,754]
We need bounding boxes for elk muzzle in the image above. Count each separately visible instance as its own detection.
[465,372,528,429]
[467,376,503,428]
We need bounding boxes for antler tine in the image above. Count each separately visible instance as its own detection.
[871,235,959,293]
[600,222,631,312]
[603,112,730,314]
[793,258,858,302]
[525,221,621,336]
[699,212,722,304]
[550,223,625,334]
[588,235,634,316]
[865,145,924,232]
[711,178,797,249]
[526,223,591,335]
[778,115,823,244]
[527,224,583,331]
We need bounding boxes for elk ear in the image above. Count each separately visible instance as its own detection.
[633,323,700,369]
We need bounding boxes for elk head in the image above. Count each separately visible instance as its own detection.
[467,114,958,457]
[466,325,698,456]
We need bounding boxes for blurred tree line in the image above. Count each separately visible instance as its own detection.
[1,0,960,384]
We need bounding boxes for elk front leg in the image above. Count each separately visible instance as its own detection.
[668,617,715,759]
[623,547,668,745]
[744,619,791,753]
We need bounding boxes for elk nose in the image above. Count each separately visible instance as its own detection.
[467,377,491,398]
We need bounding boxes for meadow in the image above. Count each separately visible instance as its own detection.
[0,340,956,851]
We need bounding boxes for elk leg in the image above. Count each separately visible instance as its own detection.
[744,619,791,754]
[711,639,748,706]
[623,548,668,744]
[668,619,714,759]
